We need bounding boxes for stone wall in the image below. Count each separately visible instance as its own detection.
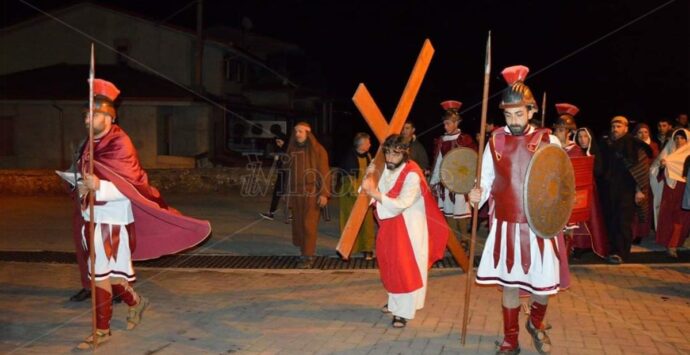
[0,167,278,195]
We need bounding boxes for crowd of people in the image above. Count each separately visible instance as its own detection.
[69,72,687,353]
[319,105,690,265]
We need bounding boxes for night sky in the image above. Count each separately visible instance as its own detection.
[2,0,688,149]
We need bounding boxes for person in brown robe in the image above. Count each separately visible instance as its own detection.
[286,122,331,268]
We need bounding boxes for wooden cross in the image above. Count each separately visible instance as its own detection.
[335,39,470,272]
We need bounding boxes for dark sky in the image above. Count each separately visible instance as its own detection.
[2,0,689,144]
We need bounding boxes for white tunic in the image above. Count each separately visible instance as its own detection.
[430,132,472,219]
[376,162,429,319]
[475,127,563,295]
[82,180,136,281]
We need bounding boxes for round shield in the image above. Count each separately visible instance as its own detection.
[524,144,575,238]
[440,147,478,194]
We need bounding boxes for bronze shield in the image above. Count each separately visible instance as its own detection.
[440,147,478,194]
[524,144,575,238]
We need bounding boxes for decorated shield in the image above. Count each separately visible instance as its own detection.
[524,144,575,238]
[440,147,478,194]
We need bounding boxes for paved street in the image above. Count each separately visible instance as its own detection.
[2,262,690,354]
[1,193,689,354]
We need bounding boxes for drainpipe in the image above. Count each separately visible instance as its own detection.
[194,0,204,92]
[52,103,66,168]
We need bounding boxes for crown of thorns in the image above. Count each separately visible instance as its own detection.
[382,137,409,154]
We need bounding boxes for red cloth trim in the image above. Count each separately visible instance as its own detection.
[111,225,121,262]
[101,224,112,260]
[519,223,531,274]
[550,238,560,262]
[493,219,502,269]
[506,223,515,273]
[537,237,545,263]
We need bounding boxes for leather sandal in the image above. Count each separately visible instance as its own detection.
[76,330,111,350]
[126,296,149,330]
[526,319,551,354]
[392,316,407,328]
[494,340,521,354]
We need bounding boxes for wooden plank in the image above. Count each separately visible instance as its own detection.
[352,85,389,143]
[445,232,470,272]
[336,39,435,260]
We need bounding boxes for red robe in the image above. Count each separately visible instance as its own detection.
[74,125,211,261]
[656,174,690,248]
[375,161,449,294]
[566,146,609,257]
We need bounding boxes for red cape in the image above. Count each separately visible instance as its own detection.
[74,125,211,260]
[375,161,450,294]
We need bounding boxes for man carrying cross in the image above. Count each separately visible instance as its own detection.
[361,134,449,328]
[469,66,563,355]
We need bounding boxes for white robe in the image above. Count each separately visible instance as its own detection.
[376,162,429,319]
[649,128,690,228]
[82,180,136,281]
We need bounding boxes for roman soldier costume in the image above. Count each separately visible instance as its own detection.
[429,100,477,244]
[475,65,563,354]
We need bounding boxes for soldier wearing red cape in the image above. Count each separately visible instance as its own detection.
[71,79,211,348]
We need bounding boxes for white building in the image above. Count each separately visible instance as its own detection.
[0,2,327,169]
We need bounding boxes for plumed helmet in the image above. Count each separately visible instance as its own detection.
[440,100,463,122]
[85,79,120,119]
[499,65,537,112]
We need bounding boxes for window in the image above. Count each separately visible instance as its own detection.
[0,116,13,156]
[224,55,245,83]
[114,38,130,65]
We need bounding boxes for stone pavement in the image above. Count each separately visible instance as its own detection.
[1,262,690,354]
[1,192,689,354]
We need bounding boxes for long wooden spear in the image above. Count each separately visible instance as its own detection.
[87,43,98,350]
[461,30,491,345]
[540,92,547,128]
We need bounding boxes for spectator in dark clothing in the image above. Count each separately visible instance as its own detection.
[401,121,430,174]
[260,125,289,221]
[599,116,650,264]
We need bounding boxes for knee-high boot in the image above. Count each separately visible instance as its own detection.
[497,306,521,354]
[95,287,113,331]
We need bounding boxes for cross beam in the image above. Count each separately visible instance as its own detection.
[335,39,470,272]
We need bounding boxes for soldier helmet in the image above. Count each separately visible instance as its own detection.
[499,65,537,112]
[440,100,462,122]
[85,79,120,119]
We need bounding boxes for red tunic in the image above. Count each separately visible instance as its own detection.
[375,161,450,294]
[75,125,211,261]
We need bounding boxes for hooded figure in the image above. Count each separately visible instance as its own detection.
[650,128,690,257]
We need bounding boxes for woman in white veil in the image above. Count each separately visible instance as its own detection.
[650,128,690,256]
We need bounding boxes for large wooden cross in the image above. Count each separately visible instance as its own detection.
[335,39,470,272]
